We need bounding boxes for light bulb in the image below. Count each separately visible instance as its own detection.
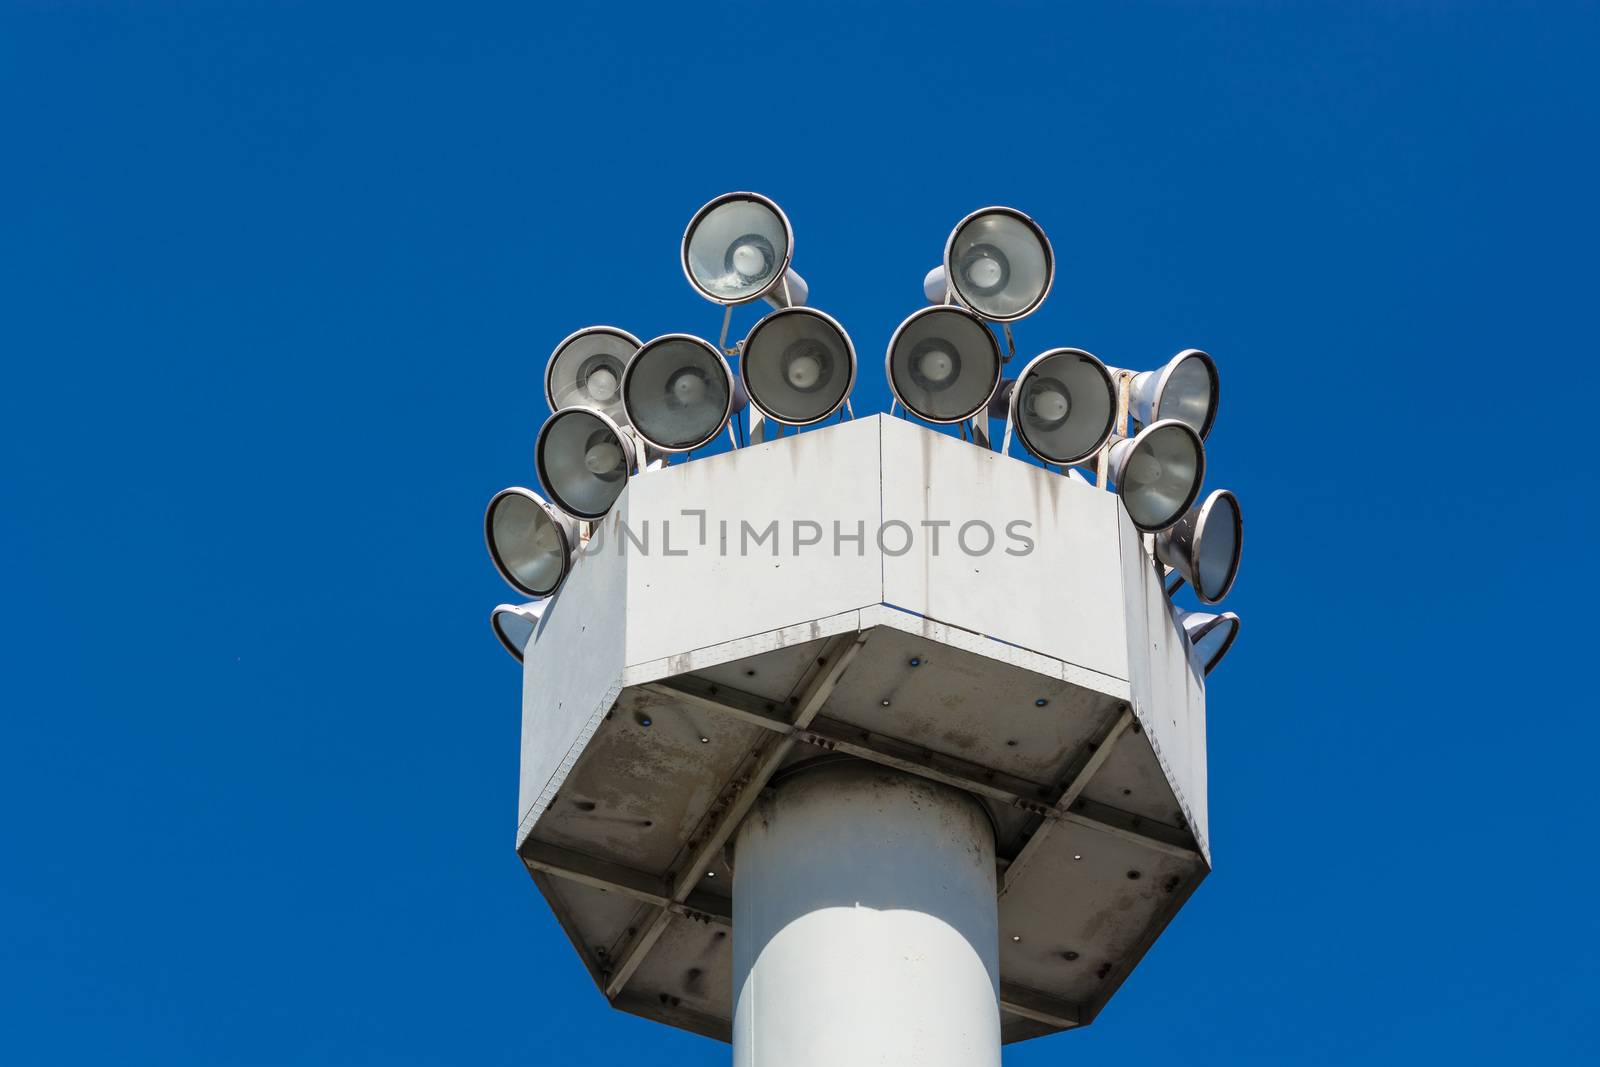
[585,367,618,402]
[1129,452,1163,484]
[669,369,708,407]
[918,346,955,383]
[585,441,623,475]
[1027,383,1070,424]
[959,242,1010,295]
[780,339,830,392]
[967,255,1002,289]
[727,234,775,282]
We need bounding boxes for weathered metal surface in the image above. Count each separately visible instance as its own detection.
[513,415,1211,1043]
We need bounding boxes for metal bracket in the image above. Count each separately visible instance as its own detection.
[601,632,869,1000]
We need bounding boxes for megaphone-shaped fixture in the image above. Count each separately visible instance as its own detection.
[491,601,547,663]
[485,486,580,597]
[923,206,1053,322]
[544,326,641,426]
[886,305,1002,424]
[741,307,856,427]
[1108,349,1220,439]
[622,334,741,452]
[1105,419,1206,532]
[997,347,1117,466]
[682,192,809,308]
[1155,489,1243,604]
[1171,608,1240,677]
[535,407,637,520]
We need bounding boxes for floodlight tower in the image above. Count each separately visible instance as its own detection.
[486,195,1242,1066]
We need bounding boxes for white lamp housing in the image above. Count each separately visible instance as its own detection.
[681,192,809,308]
[484,487,580,598]
[1109,349,1220,439]
[1155,489,1243,604]
[999,347,1117,466]
[544,326,642,426]
[886,305,1002,424]
[1171,607,1241,676]
[535,407,637,520]
[490,601,547,663]
[923,206,1054,322]
[622,334,742,453]
[1104,419,1207,532]
[740,307,856,427]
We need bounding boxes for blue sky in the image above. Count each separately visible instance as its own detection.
[3,2,1598,1063]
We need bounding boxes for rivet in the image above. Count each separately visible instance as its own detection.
[1073,854,1083,861]
[706,871,716,878]
[1062,950,1080,961]
[1035,698,1048,707]
[1126,870,1141,880]
[1011,935,1022,943]
[881,699,891,707]
[909,657,922,667]
[700,737,710,744]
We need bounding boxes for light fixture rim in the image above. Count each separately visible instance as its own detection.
[680,190,796,306]
[1149,348,1220,439]
[543,325,644,414]
[621,332,737,453]
[1112,417,1207,532]
[490,601,544,663]
[534,406,637,520]
[942,204,1055,323]
[883,304,1003,425]
[1008,346,1117,465]
[483,486,577,598]
[739,306,858,427]
[1185,610,1240,675]
[1190,488,1243,604]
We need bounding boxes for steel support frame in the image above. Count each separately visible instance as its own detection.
[518,646,1197,1031]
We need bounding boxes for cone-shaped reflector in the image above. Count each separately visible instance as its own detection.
[886,305,1001,424]
[682,192,794,305]
[741,307,855,426]
[544,326,641,425]
[1172,608,1240,676]
[535,407,635,520]
[1009,347,1117,465]
[491,601,547,663]
[1106,419,1206,531]
[622,334,737,452]
[1123,349,1220,439]
[1155,489,1242,604]
[484,487,579,597]
[943,206,1053,322]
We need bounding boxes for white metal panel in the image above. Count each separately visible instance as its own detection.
[514,414,1214,1043]
[1119,513,1211,861]
[877,416,1130,681]
[516,534,629,842]
[613,417,885,668]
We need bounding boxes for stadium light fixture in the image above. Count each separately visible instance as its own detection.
[923,206,1053,323]
[484,487,580,598]
[1156,489,1243,604]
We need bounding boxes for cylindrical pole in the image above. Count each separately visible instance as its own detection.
[732,760,1000,1067]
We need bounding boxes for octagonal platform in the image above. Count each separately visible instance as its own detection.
[513,415,1211,1043]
